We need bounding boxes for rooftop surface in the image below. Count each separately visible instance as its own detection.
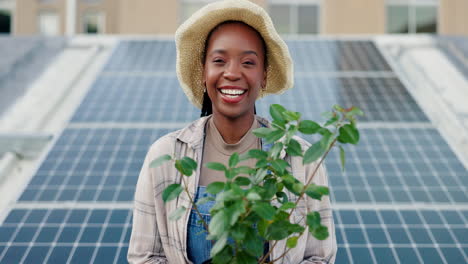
[0,35,467,264]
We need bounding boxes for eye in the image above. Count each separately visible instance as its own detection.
[243,60,255,65]
[213,58,225,63]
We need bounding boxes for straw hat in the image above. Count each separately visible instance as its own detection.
[175,0,294,109]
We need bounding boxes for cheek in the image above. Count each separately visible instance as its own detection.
[204,67,220,87]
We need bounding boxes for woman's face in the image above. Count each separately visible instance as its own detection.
[203,22,266,120]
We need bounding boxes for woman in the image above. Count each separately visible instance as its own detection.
[128,0,337,263]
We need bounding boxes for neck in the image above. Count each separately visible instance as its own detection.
[211,113,255,144]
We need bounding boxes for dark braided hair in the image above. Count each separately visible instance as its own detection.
[200,20,267,117]
[200,92,213,117]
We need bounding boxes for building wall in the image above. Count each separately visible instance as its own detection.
[15,0,66,35]
[118,0,177,34]
[439,0,468,35]
[322,0,385,34]
[12,0,468,36]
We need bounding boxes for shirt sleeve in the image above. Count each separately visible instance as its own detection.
[128,148,168,264]
[300,162,337,264]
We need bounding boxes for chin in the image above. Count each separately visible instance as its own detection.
[215,104,253,120]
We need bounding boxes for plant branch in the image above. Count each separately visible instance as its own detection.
[258,240,278,264]
[180,176,210,232]
[259,137,338,263]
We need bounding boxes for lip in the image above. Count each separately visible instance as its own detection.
[218,86,248,104]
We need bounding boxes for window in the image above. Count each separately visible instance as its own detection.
[180,0,225,24]
[269,1,320,34]
[0,0,12,34]
[0,9,11,33]
[83,11,104,34]
[38,10,59,35]
[386,0,438,34]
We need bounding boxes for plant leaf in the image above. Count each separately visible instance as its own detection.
[246,191,262,201]
[324,114,339,126]
[252,168,268,185]
[305,184,329,200]
[286,138,303,157]
[226,200,246,226]
[333,104,344,112]
[196,196,215,206]
[229,152,240,168]
[306,211,321,230]
[265,220,290,240]
[262,179,277,199]
[175,160,192,176]
[205,162,227,171]
[283,110,301,121]
[212,245,233,264]
[339,145,346,172]
[286,236,299,248]
[162,183,183,202]
[181,157,197,171]
[303,141,325,164]
[279,202,296,210]
[247,149,268,159]
[209,211,228,237]
[298,120,321,134]
[149,154,171,168]
[207,182,225,195]
[210,232,228,257]
[265,129,285,143]
[168,206,186,221]
[270,104,287,124]
[244,232,264,257]
[234,166,254,176]
[234,176,251,186]
[337,124,360,145]
[276,192,288,203]
[270,159,289,174]
[252,127,275,138]
[252,202,276,220]
[255,159,268,169]
[269,142,284,158]
[311,225,329,240]
[347,106,364,116]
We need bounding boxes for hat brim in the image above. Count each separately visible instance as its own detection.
[175,0,294,109]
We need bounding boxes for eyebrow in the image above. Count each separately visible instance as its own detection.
[210,49,258,57]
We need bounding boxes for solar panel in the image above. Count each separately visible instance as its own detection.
[101,40,392,73]
[19,128,174,202]
[334,209,468,264]
[287,40,393,72]
[258,76,429,122]
[102,40,176,72]
[1,208,466,263]
[71,75,428,123]
[322,127,468,204]
[0,208,131,263]
[18,126,466,204]
[70,75,199,123]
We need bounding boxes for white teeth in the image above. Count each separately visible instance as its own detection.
[220,89,246,95]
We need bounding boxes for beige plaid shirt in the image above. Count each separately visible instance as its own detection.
[128,116,337,264]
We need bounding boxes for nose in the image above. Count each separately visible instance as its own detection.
[223,62,241,81]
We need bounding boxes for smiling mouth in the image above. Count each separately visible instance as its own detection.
[219,88,247,98]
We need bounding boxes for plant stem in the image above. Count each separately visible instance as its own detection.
[259,138,338,263]
[181,176,210,232]
[258,240,278,264]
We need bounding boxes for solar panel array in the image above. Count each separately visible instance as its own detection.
[1,39,467,263]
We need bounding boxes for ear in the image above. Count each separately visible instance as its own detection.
[262,69,267,90]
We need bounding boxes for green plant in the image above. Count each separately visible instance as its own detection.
[151,104,363,263]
